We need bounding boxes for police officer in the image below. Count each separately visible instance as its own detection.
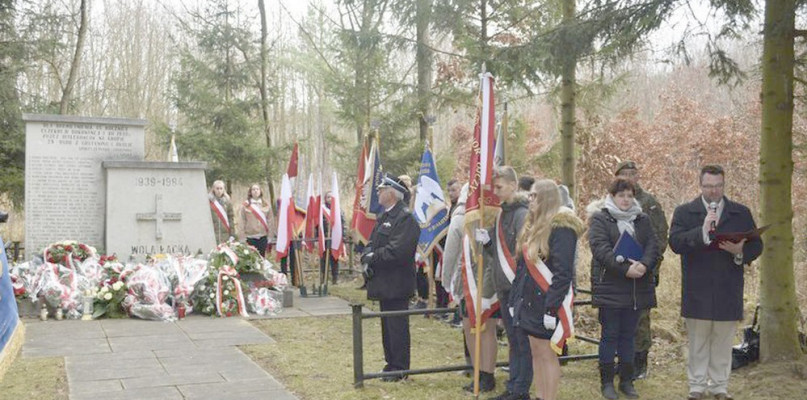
[614,160,668,380]
[361,174,420,381]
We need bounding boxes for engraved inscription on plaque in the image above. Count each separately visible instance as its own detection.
[24,115,145,259]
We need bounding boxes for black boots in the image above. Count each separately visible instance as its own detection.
[599,363,618,400]
[463,371,496,393]
[618,363,639,399]
[633,351,648,380]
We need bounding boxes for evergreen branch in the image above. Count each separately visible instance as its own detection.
[277,0,337,75]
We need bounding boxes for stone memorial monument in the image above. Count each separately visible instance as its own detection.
[103,161,216,260]
[24,114,145,259]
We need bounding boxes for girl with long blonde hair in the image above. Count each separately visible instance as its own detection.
[512,179,585,400]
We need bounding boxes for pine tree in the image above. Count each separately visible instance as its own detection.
[170,1,269,188]
[0,0,25,206]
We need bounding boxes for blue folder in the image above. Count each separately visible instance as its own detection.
[613,231,643,262]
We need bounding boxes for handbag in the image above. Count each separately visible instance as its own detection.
[731,306,760,370]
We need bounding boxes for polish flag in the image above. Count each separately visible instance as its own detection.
[275,174,294,260]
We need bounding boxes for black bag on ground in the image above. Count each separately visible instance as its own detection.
[731,306,760,370]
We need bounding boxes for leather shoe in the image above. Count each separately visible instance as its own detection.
[380,374,406,382]
[713,394,734,400]
[687,392,703,400]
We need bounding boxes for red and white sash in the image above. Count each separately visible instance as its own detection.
[522,245,574,355]
[461,234,499,328]
[245,201,269,234]
[210,199,230,231]
[495,213,517,284]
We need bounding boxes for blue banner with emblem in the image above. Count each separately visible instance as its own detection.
[0,237,19,353]
[414,147,450,257]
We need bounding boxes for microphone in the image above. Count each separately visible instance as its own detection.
[709,202,718,231]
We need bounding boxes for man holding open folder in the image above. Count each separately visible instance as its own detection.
[669,165,763,400]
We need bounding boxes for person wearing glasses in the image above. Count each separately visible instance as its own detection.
[588,178,660,400]
[510,179,585,400]
[669,165,763,400]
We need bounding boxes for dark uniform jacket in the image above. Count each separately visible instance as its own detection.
[634,186,668,283]
[589,210,660,310]
[669,196,763,321]
[366,201,420,301]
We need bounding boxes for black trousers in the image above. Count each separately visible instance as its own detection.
[246,236,268,258]
[279,242,297,285]
[416,266,429,299]
[380,298,411,371]
[319,255,339,284]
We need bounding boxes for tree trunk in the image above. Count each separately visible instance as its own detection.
[59,0,88,114]
[416,0,433,141]
[559,0,577,200]
[258,0,276,213]
[758,0,800,362]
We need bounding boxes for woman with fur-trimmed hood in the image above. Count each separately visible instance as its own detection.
[510,179,586,400]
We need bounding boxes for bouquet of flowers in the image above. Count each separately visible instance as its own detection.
[169,256,207,314]
[43,240,97,265]
[10,260,40,301]
[209,241,265,275]
[191,264,248,317]
[122,266,175,321]
[247,287,282,316]
[93,278,128,319]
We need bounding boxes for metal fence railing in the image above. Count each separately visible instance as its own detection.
[350,291,600,388]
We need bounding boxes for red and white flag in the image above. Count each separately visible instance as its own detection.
[302,174,319,252]
[317,174,327,257]
[328,172,344,260]
[275,174,294,260]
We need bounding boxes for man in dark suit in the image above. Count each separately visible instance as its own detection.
[669,165,763,400]
[362,174,419,382]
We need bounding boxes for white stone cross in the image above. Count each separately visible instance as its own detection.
[136,193,182,240]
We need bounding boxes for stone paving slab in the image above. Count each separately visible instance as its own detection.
[71,386,184,400]
[19,289,358,399]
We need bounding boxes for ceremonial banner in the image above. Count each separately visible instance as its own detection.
[328,172,344,260]
[275,174,294,259]
[353,140,383,244]
[350,140,367,236]
[465,72,500,225]
[414,146,449,257]
[1,237,22,373]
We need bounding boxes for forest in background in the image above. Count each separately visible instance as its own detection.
[1,0,805,361]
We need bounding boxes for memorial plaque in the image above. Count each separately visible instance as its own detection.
[23,114,145,259]
[104,161,216,261]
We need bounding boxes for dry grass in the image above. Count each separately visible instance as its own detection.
[0,349,67,400]
[245,254,807,400]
